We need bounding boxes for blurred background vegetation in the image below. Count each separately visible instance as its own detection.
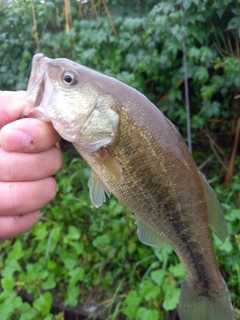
[0,0,240,319]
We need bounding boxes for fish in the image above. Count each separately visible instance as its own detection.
[25,53,236,320]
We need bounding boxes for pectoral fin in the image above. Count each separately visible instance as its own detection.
[135,216,166,247]
[102,149,123,183]
[88,170,111,208]
[199,172,228,242]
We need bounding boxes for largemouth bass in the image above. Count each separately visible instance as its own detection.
[25,53,236,320]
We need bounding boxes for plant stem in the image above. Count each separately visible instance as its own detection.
[64,0,71,31]
[101,0,117,36]
[31,0,39,44]
[225,117,240,183]
[181,5,192,153]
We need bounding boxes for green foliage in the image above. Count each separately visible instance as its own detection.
[0,0,240,319]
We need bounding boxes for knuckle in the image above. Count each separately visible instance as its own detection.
[46,177,57,199]
[52,147,63,171]
[0,152,21,182]
[0,183,21,214]
[43,147,62,176]
[6,154,21,181]
[8,183,22,212]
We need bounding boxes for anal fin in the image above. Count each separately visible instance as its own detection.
[135,216,166,247]
[199,172,228,242]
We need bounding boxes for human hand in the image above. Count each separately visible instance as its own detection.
[0,91,62,239]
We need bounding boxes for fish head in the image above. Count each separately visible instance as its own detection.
[25,53,119,149]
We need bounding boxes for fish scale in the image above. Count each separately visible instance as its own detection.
[81,105,216,283]
[26,53,236,320]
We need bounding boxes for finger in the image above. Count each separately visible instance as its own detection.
[0,211,40,239]
[0,118,60,153]
[0,91,31,128]
[0,146,62,181]
[0,178,57,216]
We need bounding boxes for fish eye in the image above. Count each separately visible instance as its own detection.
[62,72,77,85]
[64,74,73,83]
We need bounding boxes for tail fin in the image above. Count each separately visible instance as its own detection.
[178,278,236,320]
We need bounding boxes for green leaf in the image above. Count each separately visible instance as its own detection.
[0,304,12,320]
[162,284,180,311]
[12,296,22,309]
[63,258,77,270]
[214,235,233,253]
[122,290,141,318]
[153,244,172,262]
[47,260,57,270]
[64,286,80,307]
[68,226,81,240]
[192,0,199,5]
[227,209,240,222]
[32,222,48,240]
[188,47,201,61]
[19,302,38,320]
[0,296,21,320]
[43,315,54,320]
[72,241,84,255]
[121,304,139,318]
[227,17,240,30]
[139,280,161,301]
[42,273,56,290]
[59,251,78,270]
[234,76,240,88]
[92,234,110,248]
[137,307,159,320]
[1,276,15,292]
[200,100,220,118]
[193,66,209,82]
[231,8,240,15]
[0,290,15,303]
[7,240,23,260]
[69,267,85,286]
[151,269,166,286]
[169,263,185,278]
[38,269,49,280]
[33,292,53,315]
[1,260,21,278]
[123,290,141,306]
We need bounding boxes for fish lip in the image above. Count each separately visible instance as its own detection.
[26,53,45,92]
[24,53,52,121]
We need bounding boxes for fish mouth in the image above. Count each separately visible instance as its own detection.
[25,53,82,142]
[24,53,53,121]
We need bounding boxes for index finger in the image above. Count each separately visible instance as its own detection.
[0,91,31,128]
[0,118,61,153]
